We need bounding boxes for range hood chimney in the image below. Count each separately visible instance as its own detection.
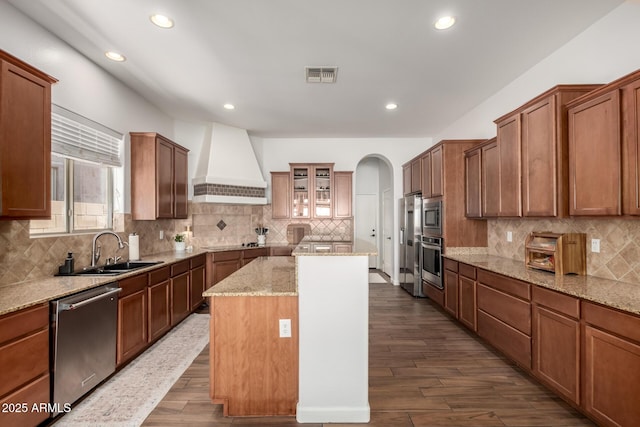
[192,122,267,204]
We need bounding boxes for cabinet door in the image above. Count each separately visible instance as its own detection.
[173,145,188,219]
[430,146,443,197]
[0,60,52,218]
[411,158,421,194]
[213,259,241,284]
[271,172,291,219]
[496,115,522,217]
[522,96,558,217]
[171,272,190,325]
[421,152,432,197]
[117,289,148,366]
[532,305,579,405]
[190,265,206,311]
[313,165,333,218]
[465,148,482,218]
[481,140,500,217]
[569,91,621,215]
[333,171,353,218]
[156,138,175,218]
[148,279,171,341]
[292,165,310,218]
[443,269,458,317]
[458,275,477,331]
[403,164,412,196]
[623,78,640,215]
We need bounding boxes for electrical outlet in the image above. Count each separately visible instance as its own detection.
[507,231,513,242]
[591,239,601,253]
[159,230,164,240]
[279,319,291,338]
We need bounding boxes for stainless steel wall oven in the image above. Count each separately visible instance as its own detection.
[421,236,443,290]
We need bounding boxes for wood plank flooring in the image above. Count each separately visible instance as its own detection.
[143,279,594,426]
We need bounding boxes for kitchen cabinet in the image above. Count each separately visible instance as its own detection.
[291,163,334,219]
[148,266,172,342]
[0,50,57,219]
[403,163,412,196]
[190,254,207,311]
[532,286,580,406]
[210,251,242,285]
[170,260,191,325]
[430,145,443,197]
[458,263,477,331]
[402,158,421,196]
[0,303,50,427]
[477,269,532,369]
[443,259,458,317]
[567,90,621,215]
[622,74,640,215]
[481,138,501,217]
[465,144,483,218]
[423,281,444,307]
[582,301,640,426]
[117,273,148,366]
[494,114,522,217]
[270,246,293,256]
[241,247,269,266]
[420,151,431,197]
[333,171,353,218]
[271,172,291,219]
[130,132,189,220]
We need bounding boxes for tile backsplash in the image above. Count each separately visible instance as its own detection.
[488,218,640,283]
[0,203,353,285]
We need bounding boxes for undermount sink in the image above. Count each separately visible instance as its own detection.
[74,260,163,276]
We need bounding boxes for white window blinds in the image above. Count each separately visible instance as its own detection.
[51,104,123,167]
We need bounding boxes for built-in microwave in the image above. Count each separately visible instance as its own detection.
[423,199,442,237]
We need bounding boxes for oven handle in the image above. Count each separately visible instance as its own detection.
[421,242,442,251]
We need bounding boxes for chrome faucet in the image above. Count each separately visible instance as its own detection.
[91,231,126,267]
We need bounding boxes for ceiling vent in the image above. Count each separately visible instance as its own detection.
[305,66,338,83]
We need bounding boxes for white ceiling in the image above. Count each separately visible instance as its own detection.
[9,0,623,138]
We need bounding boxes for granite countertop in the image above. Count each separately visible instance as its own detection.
[292,238,378,256]
[0,249,209,317]
[444,253,640,316]
[201,243,293,252]
[203,256,296,297]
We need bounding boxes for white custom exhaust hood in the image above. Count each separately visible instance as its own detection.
[192,122,267,204]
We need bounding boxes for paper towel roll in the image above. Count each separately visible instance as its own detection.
[129,233,140,261]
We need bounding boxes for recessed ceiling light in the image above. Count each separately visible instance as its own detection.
[385,103,398,110]
[105,51,126,62]
[434,15,456,30]
[223,104,235,110]
[150,14,174,29]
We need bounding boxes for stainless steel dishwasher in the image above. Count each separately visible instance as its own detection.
[51,283,121,415]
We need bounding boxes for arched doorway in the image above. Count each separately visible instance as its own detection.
[354,155,393,278]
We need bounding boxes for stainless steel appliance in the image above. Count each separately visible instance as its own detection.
[399,194,424,297]
[51,284,120,415]
[422,199,442,236]
[421,236,443,289]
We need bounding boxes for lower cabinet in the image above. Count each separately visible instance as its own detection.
[0,304,50,427]
[458,263,477,331]
[241,247,269,266]
[117,273,148,366]
[443,259,458,317]
[532,286,580,406]
[190,254,207,311]
[582,301,640,427]
[210,250,242,285]
[170,260,191,325]
[148,267,172,342]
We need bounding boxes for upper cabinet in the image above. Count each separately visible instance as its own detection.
[421,145,443,199]
[0,50,57,219]
[623,77,640,215]
[130,132,189,220]
[271,163,352,219]
[494,114,522,217]
[402,158,421,196]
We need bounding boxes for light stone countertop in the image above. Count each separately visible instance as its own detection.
[0,249,210,316]
[444,253,640,316]
[291,238,378,256]
[203,256,296,297]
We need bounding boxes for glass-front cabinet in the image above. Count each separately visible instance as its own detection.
[290,163,334,219]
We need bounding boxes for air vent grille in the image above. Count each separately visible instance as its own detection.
[305,66,338,83]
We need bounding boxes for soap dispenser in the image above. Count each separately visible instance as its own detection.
[58,252,75,275]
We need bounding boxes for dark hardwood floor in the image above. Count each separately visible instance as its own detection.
[143,278,594,426]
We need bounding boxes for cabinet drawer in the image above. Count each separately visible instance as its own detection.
[119,273,148,297]
[459,263,476,280]
[477,269,530,300]
[211,250,242,262]
[0,373,50,427]
[443,258,458,273]
[533,286,579,319]
[582,301,640,343]
[478,284,531,335]
[190,254,206,268]
[0,304,48,345]
[0,329,48,398]
[478,310,531,369]
[171,259,190,277]
[149,266,170,285]
[243,247,269,259]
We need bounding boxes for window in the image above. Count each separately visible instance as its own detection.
[30,106,122,236]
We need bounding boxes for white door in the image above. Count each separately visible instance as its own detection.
[382,189,393,276]
[356,194,378,268]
